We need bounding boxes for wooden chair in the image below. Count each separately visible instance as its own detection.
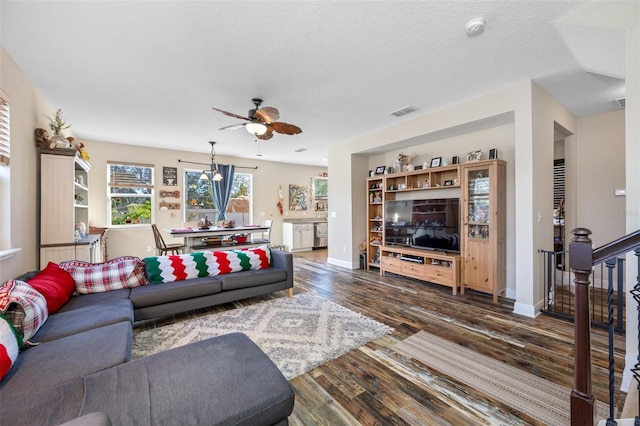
[151,224,185,255]
[252,219,272,244]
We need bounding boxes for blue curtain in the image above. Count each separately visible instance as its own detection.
[211,163,235,221]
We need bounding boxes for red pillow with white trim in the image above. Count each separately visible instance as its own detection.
[59,256,148,294]
[27,262,75,314]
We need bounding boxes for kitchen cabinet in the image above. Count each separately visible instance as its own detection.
[283,222,314,252]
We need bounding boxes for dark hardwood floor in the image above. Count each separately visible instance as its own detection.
[285,249,626,425]
[135,248,626,425]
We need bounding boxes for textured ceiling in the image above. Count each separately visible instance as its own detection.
[0,1,626,166]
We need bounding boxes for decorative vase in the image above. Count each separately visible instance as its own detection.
[49,133,70,149]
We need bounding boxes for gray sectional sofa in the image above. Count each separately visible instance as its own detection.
[0,248,295,425]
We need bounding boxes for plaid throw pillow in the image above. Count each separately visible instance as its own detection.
[59,256,148,294]
[144,245,272,284]
[0,280,48,342]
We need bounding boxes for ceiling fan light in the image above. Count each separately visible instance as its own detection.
[199,171,209,180]
[246,122,267,136]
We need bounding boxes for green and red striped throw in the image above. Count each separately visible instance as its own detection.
[144,245,272,284]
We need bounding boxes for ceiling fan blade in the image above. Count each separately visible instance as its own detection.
[271,122,302,135]
[212,107,251,121]
[219,123,247,131]
[254,107,279,123]
[257,128,274,140]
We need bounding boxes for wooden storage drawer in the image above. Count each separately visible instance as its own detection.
[381,256,403,273]
[402,262,426,279]
[425,267,454,286]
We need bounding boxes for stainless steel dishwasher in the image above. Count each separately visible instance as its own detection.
[313,222,328,248]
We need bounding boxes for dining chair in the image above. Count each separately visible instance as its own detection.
[151,224,186,255]
[252,219,272,244]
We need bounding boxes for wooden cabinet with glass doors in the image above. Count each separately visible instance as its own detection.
[461,159,506,302]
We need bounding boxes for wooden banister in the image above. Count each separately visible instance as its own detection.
[570,227,640,425]
[570,228,596,426]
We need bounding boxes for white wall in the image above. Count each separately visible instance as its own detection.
[0,47,57,282]
[575,110,626,247]
[85,139,327,259]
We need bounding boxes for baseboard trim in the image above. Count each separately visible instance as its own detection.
[327,257,359,269]
[513,301,538,318]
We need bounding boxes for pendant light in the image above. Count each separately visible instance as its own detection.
[199,141,223,181]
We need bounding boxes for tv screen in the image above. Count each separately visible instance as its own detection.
[384,198,460,253]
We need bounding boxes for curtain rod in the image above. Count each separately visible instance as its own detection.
[177,159,258,170]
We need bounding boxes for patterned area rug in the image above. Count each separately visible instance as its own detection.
[393,331,610,426]
[133,292,393,380]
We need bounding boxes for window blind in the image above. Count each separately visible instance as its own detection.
[0,98,9,166]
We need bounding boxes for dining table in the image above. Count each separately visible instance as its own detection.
[166,225,270,253]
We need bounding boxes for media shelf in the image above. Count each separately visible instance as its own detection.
[380,245,460,295]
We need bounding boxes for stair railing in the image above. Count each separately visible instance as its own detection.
[570,227,640,426]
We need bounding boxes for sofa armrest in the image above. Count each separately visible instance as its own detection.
[270,249,293,289]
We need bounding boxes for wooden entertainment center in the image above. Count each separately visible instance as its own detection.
[366,159,506,302]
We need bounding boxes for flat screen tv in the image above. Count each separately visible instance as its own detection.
[384,198,460,253]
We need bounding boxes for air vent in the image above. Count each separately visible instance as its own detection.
[615,97,626,108]
[294,148,307,153]
[389,105,419,117]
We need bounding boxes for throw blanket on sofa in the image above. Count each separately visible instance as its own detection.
[144,246,272,284]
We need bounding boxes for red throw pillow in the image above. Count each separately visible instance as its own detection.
[27,262,75,314]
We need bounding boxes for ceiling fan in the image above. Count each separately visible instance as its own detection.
[212,98,302,140]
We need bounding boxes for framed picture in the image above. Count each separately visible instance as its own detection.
[162,167,178,186]
[489,148,498,159]
[289,184,308,211]
[374,165,386,175]
[466,150,482,162]
[414,165,423,170]
[444,179,453,186]
[452,155,460,165]
[430,157,442,168]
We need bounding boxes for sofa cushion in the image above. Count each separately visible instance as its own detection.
[129,276,222,308]
[59,256,148,294]
[57,288,131,313]
[80,333,294,425]
[144,246,272,284]
[26,262,75,314]
[0,314,22,382]
[0,377,86,426]
[31,299,134,343]
[0,321,132,399]
[218,268,288,291]
[0,279,48,341]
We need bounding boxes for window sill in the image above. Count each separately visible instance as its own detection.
[0,248,21,261]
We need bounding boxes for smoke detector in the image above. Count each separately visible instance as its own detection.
[465,18,485,37]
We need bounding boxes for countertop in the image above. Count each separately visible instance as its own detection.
[283,218,328,224]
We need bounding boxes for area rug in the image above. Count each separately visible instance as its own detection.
[133,292,393,380]
[393,331,610,426]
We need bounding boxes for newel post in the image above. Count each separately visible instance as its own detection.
[570,228,595,426]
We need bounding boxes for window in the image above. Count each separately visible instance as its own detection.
[184,170,252,226]
[108,161,154,226]
[0,97,9,166]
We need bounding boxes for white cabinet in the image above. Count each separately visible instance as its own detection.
[40,149,94,268]
[282,222,314,252]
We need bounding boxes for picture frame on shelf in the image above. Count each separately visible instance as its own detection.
[489,148,498,159]
[452,155,460,165]
[444,179,454,186]
[466,150,482,162]
[414,165,423,170]
[374,165,386,175]
[430,157,442,168]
